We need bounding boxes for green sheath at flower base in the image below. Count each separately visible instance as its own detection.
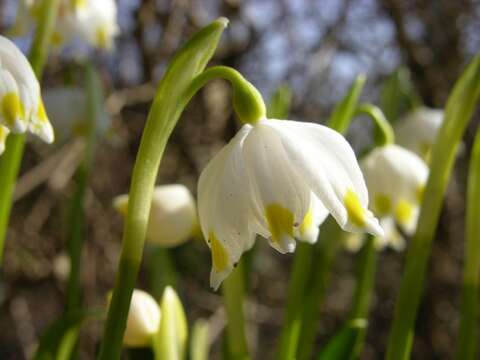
[386,54,480,360]
[97,18,228,360]
[186,65,266,125]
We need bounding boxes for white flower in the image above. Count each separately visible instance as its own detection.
[360,144,428,249]
[198,118,383,289]
[71,0,119,50]
[395,107,443,160]
[12,0,119,51]
[0,35,54,153]
[114,184,198,248]
[112,289,161,348]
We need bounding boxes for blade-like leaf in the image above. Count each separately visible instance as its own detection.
[327,74,366,133]
[317,319,367,360]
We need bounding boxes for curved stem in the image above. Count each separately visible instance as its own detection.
[456,127,480,360]
[386,55,480,360]
[97,19,228,358]
[186,66,266,124]
[355,103,395,146]
[0,0,60,263]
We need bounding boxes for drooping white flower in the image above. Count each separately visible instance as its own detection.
[72,0,119,50]
[395,107,443,160]
[116,289,161,348]
[114,184,198,248]
[12,0,119,51]
[359,144,428,249]
[0,35,54,153]
[198,118,383,289]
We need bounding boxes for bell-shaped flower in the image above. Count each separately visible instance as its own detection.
[114,184,198,248]
[198,118,383,289]
[118,289,161,348]
[0,35,54,154]
[73,0,119,50]
[361,144,428,248]
[395,107,443,160]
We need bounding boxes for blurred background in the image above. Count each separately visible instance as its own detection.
[0,0,479,358]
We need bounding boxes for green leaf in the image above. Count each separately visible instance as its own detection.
[267,84,292,119]
[327,74,366,133]
[379,66,421,122]
[190,319,210,360]
[34,311,95,360]
[317,319,367,360]
[152,287,188,360]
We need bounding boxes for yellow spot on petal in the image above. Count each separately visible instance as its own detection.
[299,207,313,236]
[374,193,391,217]
[416,185,425,203]
[1,93,24,127]
[395,199,414,227]
[96,27,108,49]
[209,232,228,272]
[71,0,86,10]
[265,204,294,245]
[37,98,49,123]
[344,189,366,227]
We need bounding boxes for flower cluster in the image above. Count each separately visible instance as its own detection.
[14,0,118,51]
[0,35,54,153]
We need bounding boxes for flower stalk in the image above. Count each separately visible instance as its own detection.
[386,55,480,360]
[0,0,61,263]
[455,126,480,360]
[97,18,228,359]
[66,62,101,313]
[222,261,249,360]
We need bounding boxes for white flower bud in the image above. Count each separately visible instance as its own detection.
[113,184,198,247]
[116,289,161,348]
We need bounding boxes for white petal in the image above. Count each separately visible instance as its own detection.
[265,119,383,237]
[361,145,427,231]
[198,125,257,290]
[0,125,10,155]
[377,217,406,252]
[295,194,329,243]
[242,122,311,253]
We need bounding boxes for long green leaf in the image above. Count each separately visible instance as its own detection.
[386,55,480,360]
[456,127,480,359]
[327,74,366,132]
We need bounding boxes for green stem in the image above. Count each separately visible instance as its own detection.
[148,247,178,299]
[349,235,377,359]
[296,218,343,360]
[191,319,210,360]
[386,55,480,360]
[0,0,60,263]
[222,261,249,360]
[65,63,101,313]
[355,103,395,146]
[456,128,480,360]
[277,243,315,360]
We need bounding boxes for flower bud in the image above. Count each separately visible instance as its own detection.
[113,184,198,247]
[155,286,188,359]
[108,289,161,348]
